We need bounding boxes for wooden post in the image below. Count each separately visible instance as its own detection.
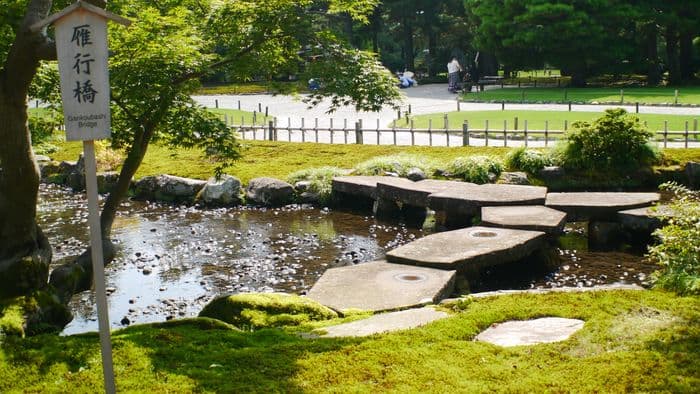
[258,103,262,112]
[636,102,639,113]
[314,118,318,142]
[265,106,268,117]
[408,104,412,114]
[485,119,489,146]
[685,121,689,149]
[674,89,678,105]
[564,120,568,131]
[215,99,219,108]
[620,89,624,104]
[545,120,549,147]
[410,120,415,145]
[568,101,572,111]
[268,120,274,141]
[524,120,528,147]
[501,100,505,111]
[330,119,334,144]
[457,100,460,112]
[514,116,518,131]
[344,119,348,144]
[392,120,397,145]
[287,118,292,142]
[443,114,448,129]
[253,111,257,125]
[237,100,241,110]
[376,119,380,145]
[355,120,363,144]
[664,120,668,148]
[462,121,469,146]
[83,141,115,394]
[503,120,507,147]
[301,118,305,142]
[428,119,433,146]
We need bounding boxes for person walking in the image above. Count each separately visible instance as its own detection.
[447,56,462,93]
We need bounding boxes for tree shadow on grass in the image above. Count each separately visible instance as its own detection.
[2,317,360,392]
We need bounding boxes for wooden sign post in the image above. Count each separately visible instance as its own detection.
[31,3,130,394]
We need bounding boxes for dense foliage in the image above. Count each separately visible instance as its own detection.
[353,153,439,177]
[286,166,347,204]
[554,109,659,172]
[649,182,700,295]
[505,147,552,174]
[446,155,502,183]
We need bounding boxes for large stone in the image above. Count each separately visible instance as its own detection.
[428,184,548,227]
[196,174,242,207]
[545,192,660,221]
[498,171,530,185]
[96,171,120,194]
[377,179,471,208]
[332,176,414,199]
[475,317,585,347]
[319,307,448,338]
[386,226,547,272]
[481,205,567,234]
[245,177,294,206]
[306,260,456,313]
[617,205,675,234]
[66,154,86,191]
[133,174,207,203]
[0,227,51,299]
[406,167,427,181]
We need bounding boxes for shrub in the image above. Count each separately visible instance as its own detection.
[353,153,438,178]
[554,108,660,172]
[286,166,347,203]
[505,147,553,174]
[446,155,503,184]
[648,182,700,295]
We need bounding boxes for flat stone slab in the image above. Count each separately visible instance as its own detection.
[545,192,660,220]
[475,317,585,347]
[376,179,473,208]
[481,205,567,234]
[306,260,455,313]
[332,176,411,199]
[618,205,674,233]
[429,184,548,217]
[319,307,449,338]
[386,226,546,272]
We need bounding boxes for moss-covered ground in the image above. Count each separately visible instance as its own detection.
[1,290,698,392]
[46,139,700,186]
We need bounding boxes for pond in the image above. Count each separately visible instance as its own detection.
[37,184,657,335]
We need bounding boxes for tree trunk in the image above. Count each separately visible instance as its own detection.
[402,15,415,71]
[643,23,661,86]
[0,0,54,298]
[665,24,681,85]
[679,30,694,81]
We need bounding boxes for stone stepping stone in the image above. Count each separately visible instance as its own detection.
[319,307,449,338]
[428,184,548,217]
[475,317,585,347]
[376,179,475,208]
[306,260,456,313]
[481,205,567,234]
[618,205,674,233]
[386,226,546,272]
[545,192,660,221]
[332,176,413,199]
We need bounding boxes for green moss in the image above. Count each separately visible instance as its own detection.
[0,300,26,337]
[199,293,338,329]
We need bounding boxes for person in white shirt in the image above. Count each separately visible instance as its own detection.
[447,56,462,93]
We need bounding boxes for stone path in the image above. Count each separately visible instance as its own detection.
[474,317,585,347]
[319,307,448,338]
[386,226,546,272]
[306,260,455,313]
[481,205,567,234]
[545,192,660,220]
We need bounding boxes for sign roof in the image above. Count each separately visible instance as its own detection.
[30,1,131,33]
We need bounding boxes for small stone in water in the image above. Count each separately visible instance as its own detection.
[120,317,130,326]
[142,267,152,275]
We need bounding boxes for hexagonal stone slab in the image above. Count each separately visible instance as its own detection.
[475,317,585,347]
[618,205,675,233]
[481,205,567,234]
[386,226,547,272]
[319,307,449,338]
[376,179,474,208]
[428,184,548,218]
[332,176,413,199]
[306,260,456,313]
[545,192,660,221]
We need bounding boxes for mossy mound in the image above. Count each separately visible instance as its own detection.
[0,291,72,337]
[199,293,337,329]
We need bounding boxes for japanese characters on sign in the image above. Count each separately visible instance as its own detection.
[56,10,111,141]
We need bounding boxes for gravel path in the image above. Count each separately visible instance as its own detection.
[193,84,700,148]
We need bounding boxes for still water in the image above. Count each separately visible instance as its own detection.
[37,184,656,335]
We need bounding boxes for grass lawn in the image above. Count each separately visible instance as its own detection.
[209,108,272,125]
[398,110,700,132]
[464,87,700,105]
[1,290,698,392]
[196,81,304,95]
